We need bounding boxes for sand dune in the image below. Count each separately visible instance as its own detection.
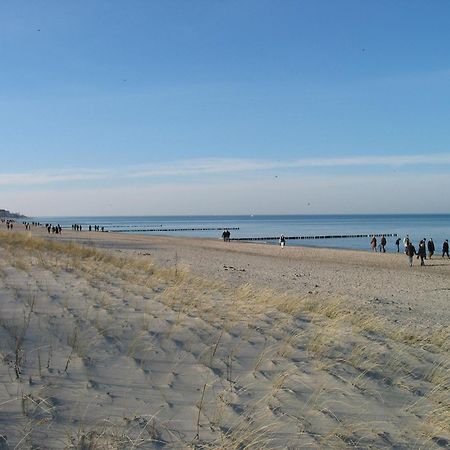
[0,225,448,448]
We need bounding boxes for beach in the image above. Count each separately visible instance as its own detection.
[55,227,450,331]
[0,224,449,448]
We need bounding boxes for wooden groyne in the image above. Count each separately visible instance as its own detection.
[231,233,398,241]
[114,227,240,233]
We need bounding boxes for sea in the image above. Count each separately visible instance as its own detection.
[31,214,450,253]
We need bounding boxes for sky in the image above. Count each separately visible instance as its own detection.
[1,0,450,216]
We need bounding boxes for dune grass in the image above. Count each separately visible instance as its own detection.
[0,231,448,449]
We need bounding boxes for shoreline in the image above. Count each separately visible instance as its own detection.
[21,213,450,254]
[7,223,450,330]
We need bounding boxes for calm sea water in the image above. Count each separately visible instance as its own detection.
[32,214,450,252]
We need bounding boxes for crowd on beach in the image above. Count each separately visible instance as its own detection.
[220,228,449,267]
[46,224,62,234]
[71,224,105,232]
[1,220,108,234]
[369,234,450,267]
[51,223,106,233]
[1,219,15,230]
[21,221,64,234]
[2,220,449,269]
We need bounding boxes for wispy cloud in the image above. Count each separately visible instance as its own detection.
[5,173,450,216]
[0,168,111,186]
[123,153,450,177]
[291,154,450,168]
[1,153,450,186]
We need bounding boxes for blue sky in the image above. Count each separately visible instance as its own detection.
[1,1,450,215]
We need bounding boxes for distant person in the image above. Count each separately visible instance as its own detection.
[370,235,377,252]
[427,238,435,259]
[423,238,427,259]
[395,237,401,253]
[443,240,450,258]
[380,235,387,253]
[279,234,286,248]
[222,230,227,242]
[406,241,416,267]
[417,240,426,266]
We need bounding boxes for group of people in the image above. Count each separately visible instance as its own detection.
[403,235,449,267]
[90,225,105,232]
[46,224,62,234]
[72,224,105,232]
[222,231,449,263]
[370,235,388,252]
[1,218,17,230]
[221,229,231,241]
[4,220,14,230]
[22,221,42,230]
[370,235,449,259]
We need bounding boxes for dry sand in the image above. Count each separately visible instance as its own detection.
[0,224,449,449]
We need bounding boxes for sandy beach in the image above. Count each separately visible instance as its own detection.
[0,224,448,449]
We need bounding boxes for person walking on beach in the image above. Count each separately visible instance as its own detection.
[395,237,401,252]
[427,238,435,259]
[443,239,450,258]
[417,240,426,266]
[222,229,230,242]
[380,235,387,253]
[406,241,416,267]
[370,235,377,252]
[279,234,286,248]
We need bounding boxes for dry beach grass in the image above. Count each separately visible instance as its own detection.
[0,225,449,449]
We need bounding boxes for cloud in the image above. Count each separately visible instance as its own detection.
[291,154,450,168]
[113,153,450,178]
[3,173,450,216]
[0,168,111,186]
[1,153,450,187]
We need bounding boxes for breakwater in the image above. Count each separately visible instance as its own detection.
[114,227,240,233]
[231,233,398,241]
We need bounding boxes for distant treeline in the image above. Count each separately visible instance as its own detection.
[0,209,26,219]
